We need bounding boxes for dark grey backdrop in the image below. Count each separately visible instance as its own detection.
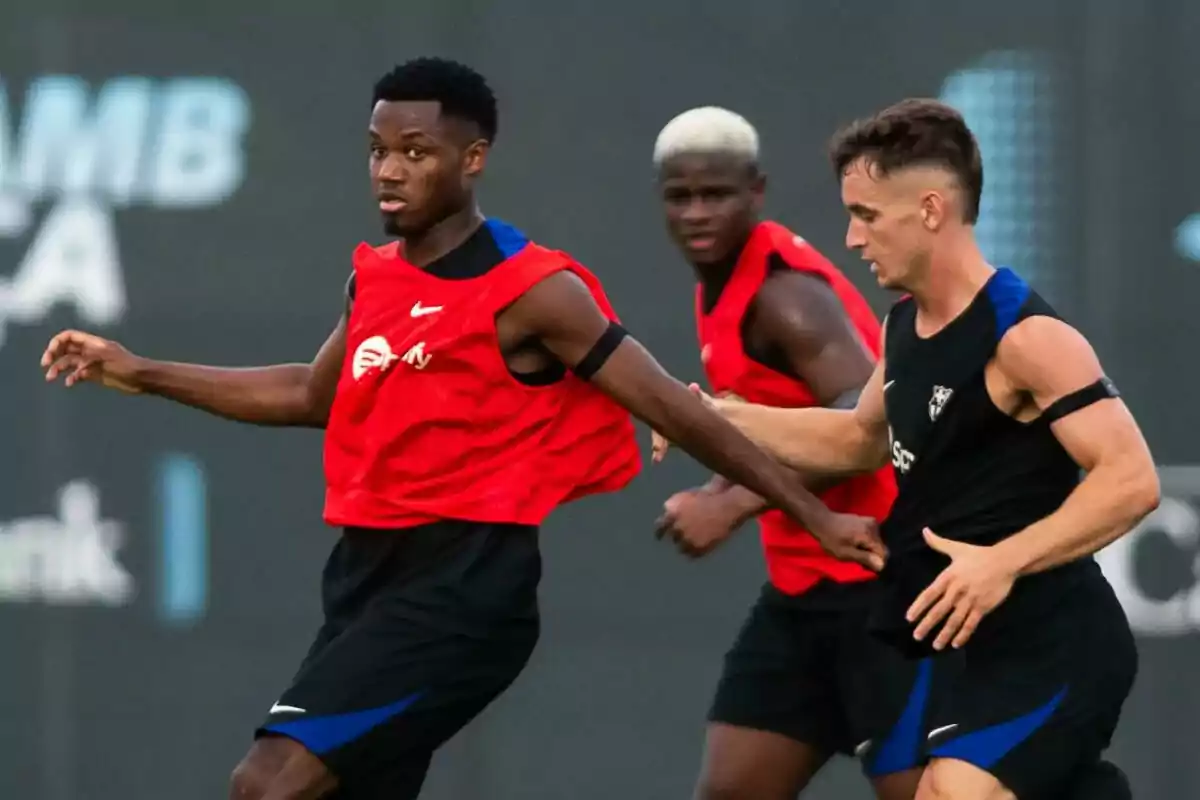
[2,2,1198,798]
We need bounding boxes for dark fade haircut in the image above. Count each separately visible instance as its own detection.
[372,57,498,144]
[828,99,983,224]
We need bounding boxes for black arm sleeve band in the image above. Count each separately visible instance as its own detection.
[571,321,628,380]
[1041,377,1119,424]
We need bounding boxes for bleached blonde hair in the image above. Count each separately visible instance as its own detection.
[652,106,760,168]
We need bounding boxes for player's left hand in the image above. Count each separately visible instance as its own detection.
[907,528,1018,650]
[655,488,742,558]
[651,429,671,463]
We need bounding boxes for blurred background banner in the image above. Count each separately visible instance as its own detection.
[1,2,1197,798]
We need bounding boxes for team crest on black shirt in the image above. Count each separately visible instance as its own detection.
[929,385,954,421]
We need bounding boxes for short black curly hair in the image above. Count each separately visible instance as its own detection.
[372,57,498,143]
[829,99,983,224]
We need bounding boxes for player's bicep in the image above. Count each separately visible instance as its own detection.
[1001,316,1149,472]
[511,270,693,422]
[754,271,875,407]
[1048,400,1147,474]
[514,271,614,369]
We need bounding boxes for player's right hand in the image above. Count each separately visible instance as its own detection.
[811,512,888,572]
[41,330,144,394]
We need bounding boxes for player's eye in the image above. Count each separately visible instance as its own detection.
[369,144,386,159]
[404,147,427,161]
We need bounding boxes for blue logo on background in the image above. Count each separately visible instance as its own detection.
[156,452,208,626]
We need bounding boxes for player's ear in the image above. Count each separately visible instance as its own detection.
[920,190,946,231]
[463,139,489,178]
[751,171,767,212]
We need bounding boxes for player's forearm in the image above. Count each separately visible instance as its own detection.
[131,359,325,427]
[993,462,1161,576]
[710,467,845,525]
[640,399,833,532]
[717,402,884,474]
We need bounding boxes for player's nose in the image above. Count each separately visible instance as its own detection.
[376,153,409,184]
[845,220,866,250]
[678,198,714,224]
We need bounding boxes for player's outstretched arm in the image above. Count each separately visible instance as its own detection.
[991,317,1160,575]
[507,270,887,569]
[40,315,347,428]
[714,350,890,475]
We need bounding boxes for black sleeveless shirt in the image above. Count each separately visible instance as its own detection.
[873,268,1101,656]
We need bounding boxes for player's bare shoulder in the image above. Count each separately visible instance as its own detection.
[488,249,613,374]
[994,315,1103,398]
[751,268,846,336]
[500,263,593,330]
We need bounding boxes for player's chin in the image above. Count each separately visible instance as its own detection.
[382,213,419,237]
[871,266,900,289]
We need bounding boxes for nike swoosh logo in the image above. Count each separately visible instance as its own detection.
[269,702,306,715]
[410,302,443,317]
[927,723,958,739]
[884,380,895,391]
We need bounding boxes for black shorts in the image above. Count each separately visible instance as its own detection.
[709,579,945,777]
[255,521,541,799]
[920,566,1138,799]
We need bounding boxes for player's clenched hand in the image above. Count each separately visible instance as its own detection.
[41,330,143,394]
[655,488,742,558]
[810,512,887,572]
[651,429,671,463]
[907,528,1017,650]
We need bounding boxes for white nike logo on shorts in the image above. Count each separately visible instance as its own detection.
[927,723,958,739]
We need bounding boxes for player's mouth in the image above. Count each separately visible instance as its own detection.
[378,198,408,213]
[683,233,719,252]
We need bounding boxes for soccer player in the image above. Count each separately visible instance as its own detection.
[40,59,885,800]
[699,98,1154,800]
[650,107,929,800]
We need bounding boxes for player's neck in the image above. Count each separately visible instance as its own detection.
[909,238,994,328]
[401,205,485,268]
[693,253,738,290]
